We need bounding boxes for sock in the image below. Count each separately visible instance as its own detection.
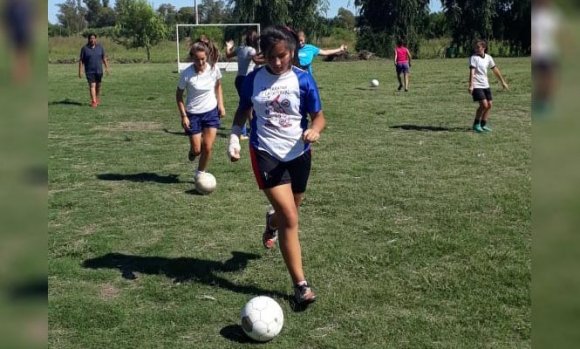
[473,119,481,127]
[195,170,205,177]
[481,120,487,128]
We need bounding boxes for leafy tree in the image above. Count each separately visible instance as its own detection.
[56,0,88,34]
[335,7,356,30]
[83,0,102,27]
[198,0,232,23]
[96,6,116,27]
[114,0,167,61]
[442,0,495,53]
[228,0,328,30]
[355,0,429,57]
[157,3,178,26]
[177,6,196,24]
[423,11,449,39]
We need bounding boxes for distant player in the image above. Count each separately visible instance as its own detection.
[228,26,326,306]
[297,30,347,74]
[176,39,226,180]
[79,33,110,108]
[225,29,264,139]
[3,0,33,84]
[468,40,509,133]
[394,39,412,92]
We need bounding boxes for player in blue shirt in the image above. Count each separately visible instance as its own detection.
[228,26,326,306]
[297,30,347,74]
[79,34,110,107]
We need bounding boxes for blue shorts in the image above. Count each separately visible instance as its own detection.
[185,107,220,135]
[86,73,103,84]
[396,63,410,74]
[472,88,493,102]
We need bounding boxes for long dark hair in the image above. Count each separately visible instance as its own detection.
[259,25,299,67]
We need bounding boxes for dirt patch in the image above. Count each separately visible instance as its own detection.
[99,283,121,300]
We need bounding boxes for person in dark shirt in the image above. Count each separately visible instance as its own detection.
[78,33,110,108]
[3,0,33,84]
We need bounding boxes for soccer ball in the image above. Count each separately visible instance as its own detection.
[371,79,379,87]
[195,172,216,194]
[240,296,284,342]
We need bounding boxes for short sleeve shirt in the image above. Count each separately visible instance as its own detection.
[469,54,496,89]
[298,44,321,74]
[239,66,322,161]
[80,44,105,74]
[236,46,257,76]
[177,63,222,114]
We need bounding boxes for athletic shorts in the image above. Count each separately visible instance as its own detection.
[472,88,493,102]
[86,73,103,84]
[249,147,311,193]
[185,107,220,135]
[396,62,410,74]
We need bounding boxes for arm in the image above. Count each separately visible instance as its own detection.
[78,60,83,78]
[468,68,475,94]
[303,111,326,143]
[407,48,412,66]
[215,79,226,117]
[318,44,347,56]
[102,55,110,74]
[176,88,190,131]
[225,40,236,59]
[228,107,252,161]
[492,66,509,90]
[252,53,266,65]
[394,49,398,65]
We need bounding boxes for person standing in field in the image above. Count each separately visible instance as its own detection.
[468,40,509,133]
[225,29,264,140]
[176,38,225,180]
[297,30,347,74]
[79,33,110,108]
[3,0,33,84]
[228,26,326,306]
[394,39,412,92]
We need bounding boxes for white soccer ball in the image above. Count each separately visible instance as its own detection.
[195,172,216,194]
[371,79,379,87]
[240,296,284,342]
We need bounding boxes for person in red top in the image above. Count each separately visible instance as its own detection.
[394,39,412,92]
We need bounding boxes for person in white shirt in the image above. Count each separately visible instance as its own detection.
[468,40,509,133]
[176,39,226,179]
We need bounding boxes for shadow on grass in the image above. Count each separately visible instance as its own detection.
[390,124,471,132]
[8,277,48,302]
[82,251,289,300]
[97,172,182,184]
[220,324,256,344]
[49,99,85,106]
[163,127,229,139]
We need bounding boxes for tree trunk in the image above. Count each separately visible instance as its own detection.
[146,46,151,62]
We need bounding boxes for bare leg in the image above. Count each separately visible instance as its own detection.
[404,73,410,91]
[89,83,97,104]
[481,100,493,123]
[189,133,202,161]
[396,72,403,90]
[197,127,217,172]
[95,83,102,103]
[264,185,305,284]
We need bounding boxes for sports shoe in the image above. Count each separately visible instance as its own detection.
[397,84,403,91]
[473,124,483,133]
[481,125,492,132]
[262,207,278,249]
[294,282,316,305]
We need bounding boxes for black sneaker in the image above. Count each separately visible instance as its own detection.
[262,207,278,249]
[294,282,316,305]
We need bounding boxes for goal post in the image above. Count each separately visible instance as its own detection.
[176,23,261,73]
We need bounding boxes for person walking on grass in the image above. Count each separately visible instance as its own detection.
[394,39,412,92]
[228,26,326,306]
[225,29,264,140]
[468,40,509,133]
[79,33,109,108]
[176,38,225,180]
[297,30,347,74]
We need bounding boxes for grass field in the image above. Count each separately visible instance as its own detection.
[49,58,531,348]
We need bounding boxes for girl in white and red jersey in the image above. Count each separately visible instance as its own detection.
[228,26,326,307]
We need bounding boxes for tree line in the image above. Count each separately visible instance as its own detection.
[50,0,531,60]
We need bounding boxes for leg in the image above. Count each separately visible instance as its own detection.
[95,82,102,103]
[404,72,410,91]
[89,82,97,105]
[197,127,217,172]
[263,184,305,284]
[481,100,493,123]
[189,133,202,162]
[396,70,403,90]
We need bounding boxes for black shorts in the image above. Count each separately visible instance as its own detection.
[86,73,103,84]
[472,88,492,102]
[249,147,311,193]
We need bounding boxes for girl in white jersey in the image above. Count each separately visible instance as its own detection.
[228,26,326,307]
[176,39,225,180]
[468,40,509,133]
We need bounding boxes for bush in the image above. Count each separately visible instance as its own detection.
[81,27,117,38]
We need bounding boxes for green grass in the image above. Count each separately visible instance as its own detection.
[49,58,531,348]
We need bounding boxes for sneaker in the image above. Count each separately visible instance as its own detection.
[90,101,98,108]
[262,207,278,249]
[188,151,196,162]
[473,124,483,133]
[481,125,492,132]
[397,84,403,91]
[294,282,316,305]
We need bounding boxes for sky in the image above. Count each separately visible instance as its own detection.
[48,0,443,25]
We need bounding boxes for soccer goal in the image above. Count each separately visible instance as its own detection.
[176,23,261,73]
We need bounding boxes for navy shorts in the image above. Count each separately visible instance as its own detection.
[86,73,103,84]
[396,63,410,74]
[185,107,220,135]
[472,88,493,102]
[249,147,311,193]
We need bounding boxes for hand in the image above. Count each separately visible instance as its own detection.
[218,106,226,118]
[181,115,190,131]
[302,128,320,143]
[340,44,347,53]
[226,40,234,51]
[468,86,474,94]
[228,134,241,162]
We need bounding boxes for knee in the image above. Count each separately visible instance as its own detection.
[279,209,299,230]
